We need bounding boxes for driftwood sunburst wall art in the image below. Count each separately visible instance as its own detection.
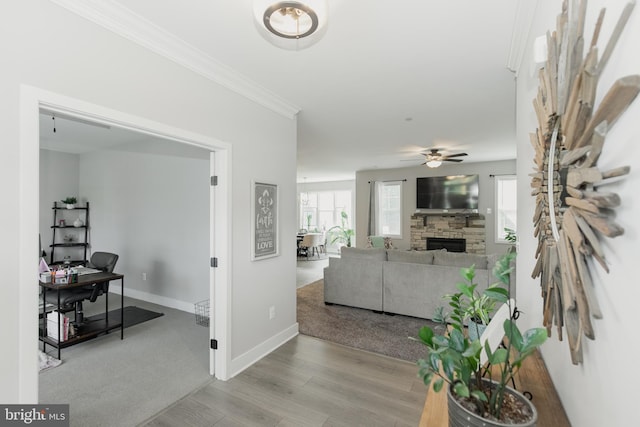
[531,0,639,365]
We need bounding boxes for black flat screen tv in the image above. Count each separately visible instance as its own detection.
[416,174,479,212]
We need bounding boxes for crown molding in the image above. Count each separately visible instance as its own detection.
[506,0,539,76]
[50,0,301,119]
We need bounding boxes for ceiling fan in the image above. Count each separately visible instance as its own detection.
[418,149,468,168]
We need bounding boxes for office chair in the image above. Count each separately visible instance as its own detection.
[45,252,119,325]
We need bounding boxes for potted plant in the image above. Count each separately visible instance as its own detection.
[61,197,77,209]
[327,211,354,248]
[417,252,547,426]
[306,213,312,231]
[504,227,517,243]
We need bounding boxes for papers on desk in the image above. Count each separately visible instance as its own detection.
[73,266,103,275]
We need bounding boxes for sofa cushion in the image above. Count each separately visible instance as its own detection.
[340,247,388,261]
[433,251,488,269]
[387,249,443,265]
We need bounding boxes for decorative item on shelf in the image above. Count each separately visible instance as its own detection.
[416,252,547,426]
[63,235,75,243]
[60,197,77,209]
[530,1,639,364]
[58,219,66,227]
[73,217,84,228]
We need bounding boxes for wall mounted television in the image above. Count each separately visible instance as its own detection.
[416,174,479,213]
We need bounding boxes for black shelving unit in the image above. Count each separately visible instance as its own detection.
[50,201,90,266]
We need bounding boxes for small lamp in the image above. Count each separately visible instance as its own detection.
[253,1,328,50]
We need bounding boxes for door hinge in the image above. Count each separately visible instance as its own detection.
[211,176,218,186]
[211,339,218,350]
[211,257,218,268]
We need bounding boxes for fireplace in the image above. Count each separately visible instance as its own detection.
[427,237,466,253]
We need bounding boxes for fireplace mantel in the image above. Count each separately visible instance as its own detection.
[410,214,485,254]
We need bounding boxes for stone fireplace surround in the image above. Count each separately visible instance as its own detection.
[410,213,486,254]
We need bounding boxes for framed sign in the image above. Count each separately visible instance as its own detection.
[251,181,279,260]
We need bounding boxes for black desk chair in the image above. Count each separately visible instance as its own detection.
[46,252,119,325]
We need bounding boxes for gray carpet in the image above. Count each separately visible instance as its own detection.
[296,279,435,362]
[39,294,211,427]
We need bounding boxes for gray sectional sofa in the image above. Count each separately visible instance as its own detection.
[323,247,510,320]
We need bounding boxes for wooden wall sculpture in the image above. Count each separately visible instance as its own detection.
[531,0,639,365]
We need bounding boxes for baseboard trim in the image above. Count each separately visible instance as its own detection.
[108,284,195,313]
[228,323,299,378]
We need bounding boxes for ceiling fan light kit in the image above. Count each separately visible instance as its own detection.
[253,0,328,50]
[419,148,467,168]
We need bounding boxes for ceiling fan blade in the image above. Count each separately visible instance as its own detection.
[443,158,464,162]
[442,153,468,158]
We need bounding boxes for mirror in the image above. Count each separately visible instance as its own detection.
[531,1,639,364]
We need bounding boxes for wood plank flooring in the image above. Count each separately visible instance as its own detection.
[141,335,427,427]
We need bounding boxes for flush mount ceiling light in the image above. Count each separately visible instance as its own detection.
[253,0,328,50]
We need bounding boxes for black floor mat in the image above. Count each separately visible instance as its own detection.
[85,306,164,328]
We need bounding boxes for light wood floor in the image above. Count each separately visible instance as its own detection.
[141,335,427,427]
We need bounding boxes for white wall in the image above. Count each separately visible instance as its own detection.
[39,150,80,260]
[79,140,211,308]
[2,0,297,403]
[515,2,640,426]
[355,160,516,254]
[39,142,211,310]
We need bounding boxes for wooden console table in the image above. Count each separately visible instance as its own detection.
[419,349,570,426]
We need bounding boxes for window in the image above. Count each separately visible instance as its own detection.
[495,175,517,243]
[376,181,402,238]
[300,190,352,233]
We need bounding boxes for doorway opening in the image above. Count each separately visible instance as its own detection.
[20,85,230,406]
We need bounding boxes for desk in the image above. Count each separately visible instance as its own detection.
[40,272,124,360]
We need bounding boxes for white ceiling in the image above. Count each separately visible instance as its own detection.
[44,0,522,182]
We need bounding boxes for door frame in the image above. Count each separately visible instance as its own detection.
[19,85,231,401]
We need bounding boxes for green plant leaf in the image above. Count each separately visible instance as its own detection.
[429,352,441,372]
[453,381,469,397]
[433,378,444,393]
[418,326,434,346]
[448,328,465,352]
[442,355,456,381]
[483,286,508,303]
[462,339,481,359]
[488,348,508,365]
[503,319,524,351]
[459,265,476,282]
[433,335,449,348]
[521,327,548,352]
[471,390,488,402]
